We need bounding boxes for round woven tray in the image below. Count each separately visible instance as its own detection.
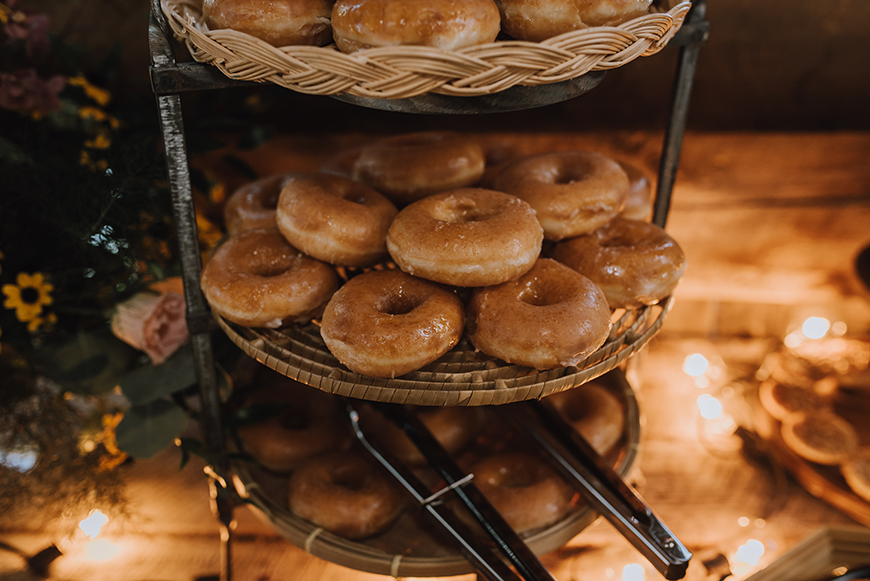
[160,0,691,100]
[231,370,640,577]
[214,297,672,406]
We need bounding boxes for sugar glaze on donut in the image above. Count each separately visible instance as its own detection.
[466,258,612,370]
[386,188,543,287]
[332,0,501,53]
[320,269,465,378]
[276,172,398,267]
[200,228,340,328]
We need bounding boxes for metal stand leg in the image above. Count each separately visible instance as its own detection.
[150,4,233,580]
[653,0,709,229]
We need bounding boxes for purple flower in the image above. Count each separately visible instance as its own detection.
[0,68,65,114]
[2,2,51,57]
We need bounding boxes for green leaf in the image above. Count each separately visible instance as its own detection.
[115,399,189,459]
[35,328,139,395]
[117,343,197,405]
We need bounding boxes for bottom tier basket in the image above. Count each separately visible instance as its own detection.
[230,369,641,577]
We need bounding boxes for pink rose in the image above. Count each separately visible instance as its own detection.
[111,289,190,365]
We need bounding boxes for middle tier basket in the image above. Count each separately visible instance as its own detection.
[215,297,672,406]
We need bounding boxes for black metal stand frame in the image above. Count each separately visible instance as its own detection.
[147,3,708,579]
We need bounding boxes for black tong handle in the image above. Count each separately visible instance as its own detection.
[505,400,692,581]
[343,401,523,581]
[373,403,557,581]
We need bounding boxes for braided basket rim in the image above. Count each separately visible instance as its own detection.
[214,296,672,406]
[160,0,691,99]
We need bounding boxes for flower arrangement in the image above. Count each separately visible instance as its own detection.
[0,0,236,527]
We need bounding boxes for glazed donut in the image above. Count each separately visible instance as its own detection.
[235,378,348,473]
[493,151,629,241]
[471,452,573,534]
[546,381,625,456]
[550,218,686,309]
[331,0,501,53]
[386,188,543,287]
[224,174,296,236]
[618,161,653,222]
[757,378,825,422]
[362,406,486,466]
[495,0,653,42]
[841,447,870,503]
[203,0,334,47]
[200,228,340,328]
[780,410,859,466]
[276,173,398,267]
[466,259,612,369]
[288,451,406,539]
[320,269,465,378]
[352,132,487,206]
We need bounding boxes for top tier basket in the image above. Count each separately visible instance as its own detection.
[160,0,691,100]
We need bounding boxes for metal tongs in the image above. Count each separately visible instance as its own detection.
[501,399,692,580]
[343,398,556,581]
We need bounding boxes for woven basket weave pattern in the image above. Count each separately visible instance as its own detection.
[215,297,672,406]
[161,0,691,99]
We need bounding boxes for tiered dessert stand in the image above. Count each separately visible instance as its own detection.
[147,1,709,579]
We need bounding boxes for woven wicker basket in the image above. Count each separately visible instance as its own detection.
[215,297,672,406]
[160,0,691,99]
[231,370,640,577]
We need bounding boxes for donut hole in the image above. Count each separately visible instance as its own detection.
[517,279,571,307]
[277,407,313,431]
[377,293,423,316]
[249,260,292,278]
[496,470,539,489]
[431,198,493,223]
[332,469,370,492]
[600,234,635,248]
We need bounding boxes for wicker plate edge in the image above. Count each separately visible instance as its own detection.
[160,0,691,99]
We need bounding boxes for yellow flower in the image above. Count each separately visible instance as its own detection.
[67,75,112,107]
[2,272,54,322]
[78,106,108,122]
[84,132,111,149]
[96,413,129,472]
[27,311,57,333]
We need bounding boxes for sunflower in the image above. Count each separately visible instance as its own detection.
[2,272,54,323]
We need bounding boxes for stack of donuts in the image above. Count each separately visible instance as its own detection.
[201,130,686,380]
[201,0,656,50]
[233,369,628,540]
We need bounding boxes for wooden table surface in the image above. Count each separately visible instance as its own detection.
[1,131,869,581]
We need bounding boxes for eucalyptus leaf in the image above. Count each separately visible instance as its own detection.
[117,343,197,405]
[35,327,139,395]
[115,399,189,459]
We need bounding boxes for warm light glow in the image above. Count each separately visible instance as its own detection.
[735,539,765,566]
[784,331,803,348]
[802,317,830,339]
[622,563,645,581]
[83,539,121,561]
[683,354,709,377]
[831,321,848,336]
[79,510,109,540]
[738,516,750,527]
[697,394,722,419]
